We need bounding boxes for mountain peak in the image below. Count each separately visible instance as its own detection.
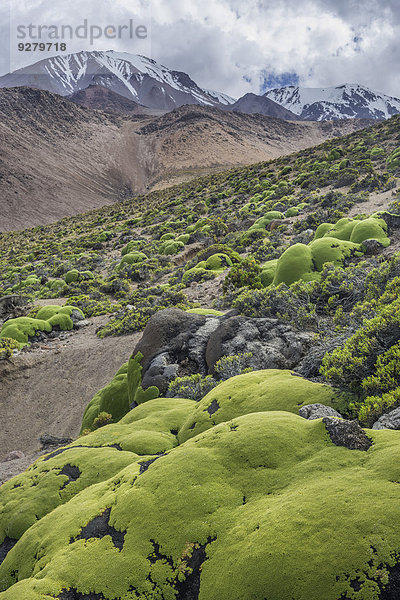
[264,83,400,120]
[0,50,234,111]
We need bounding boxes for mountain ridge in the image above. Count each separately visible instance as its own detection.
[264,83,400,121]
[0,86,371,231]
[0,50,235,111]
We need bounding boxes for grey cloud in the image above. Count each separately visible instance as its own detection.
[0,0,398,98]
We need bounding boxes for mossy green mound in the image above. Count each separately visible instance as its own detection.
[260,259,278,286]
[0,305,83,346]
[309,237,363,271]
[261,215,389,287]
[314,215,389,247]
[249,210,284,230]
[186,308,224,316]
[178,369,340,443]
[118,252,148,268]
[81,353,159,433]
[159,240,185,255]
[273,243,313,285]
[196,253,233,272]
[3,406,400,599]
[121,241,142,256]
[80,362,129,433]
[0,446,136,545]
[64,270,94,284]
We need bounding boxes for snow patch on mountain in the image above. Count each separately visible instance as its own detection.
[264,83,400,121]
[0,50,231,111]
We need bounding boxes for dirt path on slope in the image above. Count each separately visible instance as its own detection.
[0,315,141,471]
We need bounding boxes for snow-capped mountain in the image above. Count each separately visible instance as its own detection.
[225,92,300,120]
[0,50,236,111]
[264,83,400,121]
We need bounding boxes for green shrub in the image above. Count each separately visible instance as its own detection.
[97,288,194,337]
[0,337,20,359]
[214,352,254,379]
[92,412,113,429]
[118,252,147,268]
[387,147,400,171]
[223,257,262,293]
[167,373,219,401]
[159,240,185,255]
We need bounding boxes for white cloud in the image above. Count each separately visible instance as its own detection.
[0,0,399,98]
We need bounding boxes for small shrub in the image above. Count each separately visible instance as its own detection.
[214,352,254,380]
[167,373,219,401]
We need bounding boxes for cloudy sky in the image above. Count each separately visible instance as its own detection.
[0,0,399,98]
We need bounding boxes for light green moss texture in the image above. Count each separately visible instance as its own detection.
[2,369,400,599]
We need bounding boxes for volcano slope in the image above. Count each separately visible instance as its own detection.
[1,115,400,599]
[0,87,370,231]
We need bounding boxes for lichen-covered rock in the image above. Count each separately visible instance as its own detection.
[299,403,343,420]
[0,295,27,320]
[372,406,400,430]
[135,309,313,394]
[134,309,220,393]
[322,417,372,451]
[205,315,313,372]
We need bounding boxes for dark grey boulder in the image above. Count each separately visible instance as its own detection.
[70,309,85,325]
[40,433,73,450]
[206,315,313,372]
[135,309,313,394]
[134,308,220,393]
[299,404,342,420]
[372,406,400,430]
[361,239,384,255]
[0,295,27,320]
[323,417,372,451]
[141,352,179,392]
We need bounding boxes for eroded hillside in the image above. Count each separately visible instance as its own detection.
[0,87,371,231]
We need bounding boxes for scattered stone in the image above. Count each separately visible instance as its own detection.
[74,319,90,329]
[322,417,372,451]
[361,238,384,255]
[70,309,85,325]
[0,295,27,320]
[40,433,73,450]
[299,404,343,420]
[2,450,24,462]
[372,406,400,430]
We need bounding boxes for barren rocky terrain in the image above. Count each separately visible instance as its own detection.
[0,87,371,231]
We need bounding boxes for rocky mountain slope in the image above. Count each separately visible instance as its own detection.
[0,87,370,231]
[224,92,300,120]
[0,50,236,111]
[68,84,162,117]
[1,115,400,598]
[265,83,400,120]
